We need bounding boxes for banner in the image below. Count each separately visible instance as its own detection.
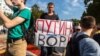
[35,19,73,47]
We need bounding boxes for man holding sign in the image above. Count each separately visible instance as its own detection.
[0,0,31,56]
[40,2,65,56]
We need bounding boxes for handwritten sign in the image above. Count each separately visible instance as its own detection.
[35,19,73,47]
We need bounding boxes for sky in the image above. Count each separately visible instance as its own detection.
[26,0,86,20]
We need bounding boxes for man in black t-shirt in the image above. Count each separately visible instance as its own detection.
[40,2,64,56]
[40,13,59,20]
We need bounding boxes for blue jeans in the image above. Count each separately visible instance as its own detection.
[41,46,53,56]
[41,46,65,56]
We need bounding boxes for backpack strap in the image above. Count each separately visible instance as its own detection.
[67,32,79,56]
[20,9,34,35]
[73,34,89,56]
[67,32,89,56]
[16,9,27,36]
[21,23,26,35]
[76,34,89,43]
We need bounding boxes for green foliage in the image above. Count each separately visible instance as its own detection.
[31,4,44,19]
[83,0,100,24]
[71,19,80,26]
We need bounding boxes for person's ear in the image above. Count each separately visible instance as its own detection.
[93,24,96,29]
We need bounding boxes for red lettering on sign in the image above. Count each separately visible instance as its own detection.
[68,23,73,41]
[36,20,44,33]
[59,21,66,35]
[64,22,67,36]
[54,21,57,34]
[46,20,52,33]
[36,19,73,37]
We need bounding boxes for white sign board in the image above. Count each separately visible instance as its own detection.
[35,19,73,47]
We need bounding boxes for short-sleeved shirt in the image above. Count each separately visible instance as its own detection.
[8,7,31,39]
[40,13,59,20]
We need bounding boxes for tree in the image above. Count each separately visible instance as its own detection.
[71,19,80,26]
[83,0,100,24]
[31,4,44,19]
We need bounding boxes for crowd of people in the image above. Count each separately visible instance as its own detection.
[66,16,100,56]
[0,0,100,56]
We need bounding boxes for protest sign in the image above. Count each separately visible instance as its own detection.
[35,19,73,47]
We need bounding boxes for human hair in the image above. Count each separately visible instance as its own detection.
[24,0,27,4]
[97,24,100,30]
[48,2,54,7]
[80,16,96,29]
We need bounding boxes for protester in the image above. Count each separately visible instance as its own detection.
[0,0,31,56]
[66,16,100,56]
[79,16,100,56]
[40,2,59,20]
[40,2,65,56]
[74,23,81,32]
[72,23,81,39]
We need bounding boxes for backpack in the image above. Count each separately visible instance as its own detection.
[21,12,36,44]
[66,32,88,56]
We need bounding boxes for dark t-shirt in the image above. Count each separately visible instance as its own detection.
[40,13,65,55]
[40,13,59,20]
